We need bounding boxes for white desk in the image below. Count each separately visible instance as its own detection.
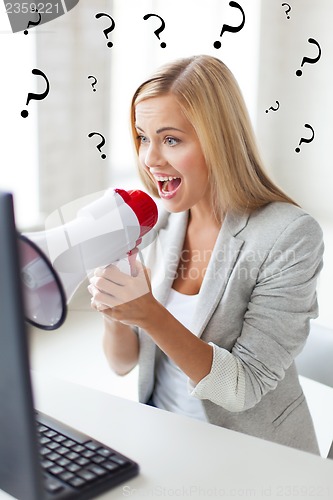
[28,302,333,458]
[3,298,331,499]
[7,372,333,499]
[28,285,139,401]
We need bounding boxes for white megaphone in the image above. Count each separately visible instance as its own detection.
[18,188,158,330]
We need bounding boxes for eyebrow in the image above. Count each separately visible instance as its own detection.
[135,125,185,134]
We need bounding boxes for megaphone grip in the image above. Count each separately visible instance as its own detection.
[128,248,139,277]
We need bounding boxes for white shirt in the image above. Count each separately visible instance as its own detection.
[152,288,208,421]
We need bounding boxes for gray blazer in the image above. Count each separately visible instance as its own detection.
[137,201,324,453]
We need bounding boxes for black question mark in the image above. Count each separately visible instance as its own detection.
[265,101,280,113]
[281,3,292,19]
[88,75,98,92]
[295,124,315,153]
[21,69,50,118]
[143,14,166,48]
[296,38,321,76]
[214,1,245,49]
[24,9,42,34]
[95,13,115,48]
[88,132,107,159]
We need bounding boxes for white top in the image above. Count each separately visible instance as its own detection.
[152,288,208,421]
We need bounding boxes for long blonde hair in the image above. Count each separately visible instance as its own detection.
[130,55,297,221]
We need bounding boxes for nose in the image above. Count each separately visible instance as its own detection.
[144,143,166,170]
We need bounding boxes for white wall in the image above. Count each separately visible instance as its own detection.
[0,12,38,227]
[256,0,333,329]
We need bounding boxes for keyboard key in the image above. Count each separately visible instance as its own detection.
[49,465,65,476]
[67,463,81,473]
[77,469,97,482]
[41,459,53,470]
[45,476,65,493]
[91,454,106,464]
[97,447,112,458]
[56,446,69,455]
[56,457,71,467]
[68,476,86,488]
[40,446,51,456]
[62,439,76,448]
[65,451,80,461]
[59,471,75,482]
[72,444,85,453]
[89,465,107,476]
[82,449,95,458]
[46,452,61,462]
[110,455,128,466]
[103,461,119,471]
[44,430,57,438]
[75,457,90,467]
[53,434,67,443]
[40,436,51,445]
[46,441,60,450]
[84,441,100,451]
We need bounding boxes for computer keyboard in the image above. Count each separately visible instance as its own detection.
[36,411,139,499]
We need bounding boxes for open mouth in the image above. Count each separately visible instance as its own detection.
[155,176,182,198]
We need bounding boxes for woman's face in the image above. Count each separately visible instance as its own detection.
[135,94,211,214]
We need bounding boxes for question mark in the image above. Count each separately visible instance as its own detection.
[281,3,291,19]
[21,69,50,118]
[88,132,107,159]
[214,1,245,49]
[95,13,115,48]
[24,9,42,34]
[88,75,98,92]
[296,38,321,76]
[143,14,166,48]
[265,101,280,113]
[295,124,315,153]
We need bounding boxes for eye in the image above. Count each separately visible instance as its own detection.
[136,134,149,144]
[165,136,179,146]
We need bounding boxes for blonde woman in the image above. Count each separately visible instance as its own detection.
[88,55,324,453]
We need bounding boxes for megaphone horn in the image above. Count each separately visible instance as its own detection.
[18,188,158,330]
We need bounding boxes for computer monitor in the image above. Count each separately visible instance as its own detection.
[0,191,139,499]
[0,190,44,499]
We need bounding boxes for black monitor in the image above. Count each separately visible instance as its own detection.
[0,191,139,499]
[0,190,44,499]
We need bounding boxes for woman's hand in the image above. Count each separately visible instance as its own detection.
[89,260,214,385]
[88,260,156,327]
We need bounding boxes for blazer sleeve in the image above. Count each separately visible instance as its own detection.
[190,213,324,411]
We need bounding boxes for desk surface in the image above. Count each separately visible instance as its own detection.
[29,303,333,457]
[2,371,333,500]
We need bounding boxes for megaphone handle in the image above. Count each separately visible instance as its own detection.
[127,247,139,277]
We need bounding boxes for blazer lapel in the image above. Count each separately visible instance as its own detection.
[193,210,250,337]
[149,208,250,337]
[151,210,189,306]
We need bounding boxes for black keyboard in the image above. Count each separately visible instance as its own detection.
[36,412,139,499]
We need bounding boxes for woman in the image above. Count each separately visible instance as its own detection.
[88,55,324,453]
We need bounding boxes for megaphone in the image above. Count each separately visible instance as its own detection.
[18,188,158,330]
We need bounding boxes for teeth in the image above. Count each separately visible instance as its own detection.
[155,176,179,181]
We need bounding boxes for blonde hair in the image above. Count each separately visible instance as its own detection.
[130,55,297,221]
